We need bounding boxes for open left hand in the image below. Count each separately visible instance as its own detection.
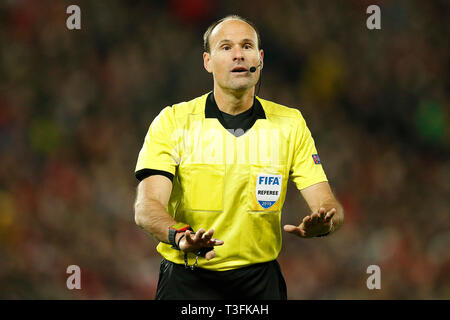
[283,207,335,238]
[178,228,224,261]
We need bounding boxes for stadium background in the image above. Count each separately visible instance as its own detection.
[0,0,448,299]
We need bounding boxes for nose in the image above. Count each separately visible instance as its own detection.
[232,47,244,62]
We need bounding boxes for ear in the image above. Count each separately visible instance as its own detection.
[259,49,264,71]
[203,52,212,74]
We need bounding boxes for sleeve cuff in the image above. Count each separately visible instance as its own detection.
[135,169,174,182]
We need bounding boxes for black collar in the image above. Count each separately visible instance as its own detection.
[205,92,266,131]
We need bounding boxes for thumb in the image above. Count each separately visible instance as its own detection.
[283,224,307,237]
[283,224,298,233]
[205,250,216,261]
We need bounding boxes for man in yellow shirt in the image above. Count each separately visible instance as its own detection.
[134,15,344,300]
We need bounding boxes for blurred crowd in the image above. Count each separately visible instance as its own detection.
[0,0,448,299]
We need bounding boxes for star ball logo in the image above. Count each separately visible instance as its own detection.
[312,154,321,165]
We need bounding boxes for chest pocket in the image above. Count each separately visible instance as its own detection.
[247,164,287,212]
[179,164,224,212]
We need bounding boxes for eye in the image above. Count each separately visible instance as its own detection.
[243,43,252,49]
[222,45,231,50]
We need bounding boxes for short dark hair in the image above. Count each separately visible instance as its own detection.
[203,15,262,53]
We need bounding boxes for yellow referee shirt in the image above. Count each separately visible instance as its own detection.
[135,92,327,271]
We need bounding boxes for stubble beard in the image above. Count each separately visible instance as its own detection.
[221,75,257,94]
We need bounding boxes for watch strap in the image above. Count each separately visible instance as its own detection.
[168,225,193,250]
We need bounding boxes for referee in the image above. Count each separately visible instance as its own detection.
[134,15,344,300]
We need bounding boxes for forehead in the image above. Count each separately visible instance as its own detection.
[210,19,257,47]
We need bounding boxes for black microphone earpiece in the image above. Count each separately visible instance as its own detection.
[249,61,262,73]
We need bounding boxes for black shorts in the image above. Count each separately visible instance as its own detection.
[155,258,287,300]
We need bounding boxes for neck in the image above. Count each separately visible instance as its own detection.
[213,85,255,115]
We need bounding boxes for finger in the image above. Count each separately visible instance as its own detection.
[302,215,312,227]
[205,250,216,261]
[185,230,195,244]
[318,208,326,220]
[194,228,205,242]
[202,229,214,242]
[324,209,336,222]
[283,225,306,237]
[299,227,307,237]
[208,238,224,246]
[310,212,320,224]
[283,224,297,233]
[296,225,307,238]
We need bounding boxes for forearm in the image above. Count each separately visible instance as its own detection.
[291,182,344,238]
[134,198,177,244]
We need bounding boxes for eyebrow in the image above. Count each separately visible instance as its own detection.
[217,38,256,46]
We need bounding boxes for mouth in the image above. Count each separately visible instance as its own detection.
[231,66,248,73]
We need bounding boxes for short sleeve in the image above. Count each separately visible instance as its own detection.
[289,111,328,190]
[135,106,180,180]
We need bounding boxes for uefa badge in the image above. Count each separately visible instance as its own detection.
[255,174,282,209]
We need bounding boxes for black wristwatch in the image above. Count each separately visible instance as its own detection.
[168,223,193,250]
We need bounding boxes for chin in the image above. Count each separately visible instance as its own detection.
[228,81,255,91]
